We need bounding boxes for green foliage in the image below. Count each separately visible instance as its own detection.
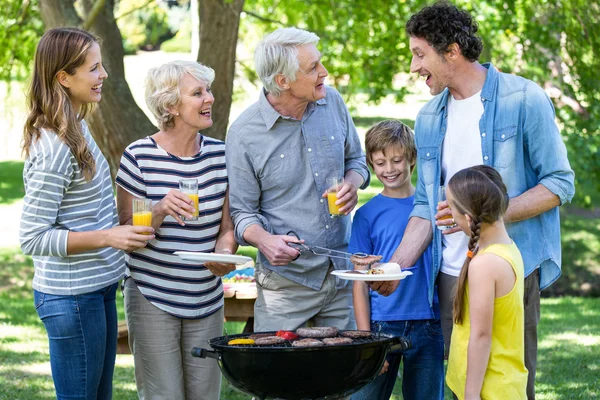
[0,0,43,81]
[243,0,429,103]
[0,0,597,205]
[115,0,173,54]
[242,0,599,207]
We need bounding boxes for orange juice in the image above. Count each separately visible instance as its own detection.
[133,211,152,234]
[188,193,199,218]
[327,192,343,216]
[436,214,453,230]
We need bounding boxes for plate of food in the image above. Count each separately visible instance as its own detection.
[174,252,253,268]
[331,263,414,281]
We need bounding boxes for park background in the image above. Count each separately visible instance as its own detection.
[0,0,598,399]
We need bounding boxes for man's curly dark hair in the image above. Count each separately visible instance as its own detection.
[406,2,483,62]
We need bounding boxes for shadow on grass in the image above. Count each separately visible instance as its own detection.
[542,213,600,297]
[0,161,25,205]
[0,348,49,366]
[537,298,600,399]
[0,368,56,400]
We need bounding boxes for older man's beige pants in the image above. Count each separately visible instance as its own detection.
[253,265,356,332]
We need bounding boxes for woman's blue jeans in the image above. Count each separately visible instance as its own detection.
[351,319,445,400]
[34,282,119,400]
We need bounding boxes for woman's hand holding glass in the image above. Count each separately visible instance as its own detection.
[105,225,154,252]
[154,189,196,226]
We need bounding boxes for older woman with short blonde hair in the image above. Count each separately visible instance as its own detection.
[116,60,236,400]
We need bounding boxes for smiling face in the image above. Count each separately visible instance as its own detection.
[370,145,414,197]
[287,43,329,103]
[61,41,107,110]
[409,36,454,96]
[173,73,214,131]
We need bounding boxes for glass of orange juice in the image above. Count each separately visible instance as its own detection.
[179,179,199,221]
[326,177,345,217]
[132,198,153,234]
[437,185,453,230]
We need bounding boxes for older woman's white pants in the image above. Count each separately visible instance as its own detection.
[124,278,223,400]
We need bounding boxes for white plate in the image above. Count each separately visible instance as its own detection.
[331,269,413,281]
[174,252,253,268]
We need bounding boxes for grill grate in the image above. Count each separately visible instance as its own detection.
[212,330,394,349]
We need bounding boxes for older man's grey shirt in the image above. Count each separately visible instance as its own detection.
[226,86,369,290]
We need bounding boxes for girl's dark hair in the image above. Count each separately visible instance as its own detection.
[448,165,509,324]
[406,1,483,62]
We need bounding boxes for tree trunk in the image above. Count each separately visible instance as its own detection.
[197,0,245,141]
[39,0,155,178]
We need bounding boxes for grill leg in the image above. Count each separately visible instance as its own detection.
[243,317,254,333]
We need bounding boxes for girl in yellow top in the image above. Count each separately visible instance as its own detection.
[444,165,528,400]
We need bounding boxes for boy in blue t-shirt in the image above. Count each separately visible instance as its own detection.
[350,120,444,400]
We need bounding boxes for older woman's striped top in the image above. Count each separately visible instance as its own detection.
[20,121,125,295]
[116,135,227,319]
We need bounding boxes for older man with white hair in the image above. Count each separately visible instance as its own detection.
[226,27,370,331]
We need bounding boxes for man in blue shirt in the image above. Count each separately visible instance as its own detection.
[370,4,575,399]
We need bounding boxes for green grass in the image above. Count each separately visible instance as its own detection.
[0,161,25,205]
[0,248,598,399]
[1,125,599,398]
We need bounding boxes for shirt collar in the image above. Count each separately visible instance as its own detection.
[258,88,328,130]
[480,62,498,103]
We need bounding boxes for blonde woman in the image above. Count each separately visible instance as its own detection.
[20,27,150,399]
[116,60,237,399]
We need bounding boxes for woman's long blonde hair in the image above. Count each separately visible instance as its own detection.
[22,27,99,181]
[448,165,509,324]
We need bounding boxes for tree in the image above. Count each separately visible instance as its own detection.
[196,0,245,139]
[1,0,598,205]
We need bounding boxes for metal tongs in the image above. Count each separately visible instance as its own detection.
[286,230,368,261]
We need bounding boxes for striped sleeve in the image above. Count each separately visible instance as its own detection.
[116,146,147,197]
[20,132,73,257]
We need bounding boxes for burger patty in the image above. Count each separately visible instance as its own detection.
[296,326,339,338]
[323,337,353,345]
[248,333,273,340]
[340,330,372,339]
[254,336,286,345]
[292,338,324,347]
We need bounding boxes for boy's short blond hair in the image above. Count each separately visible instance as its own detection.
[364,120,416,169]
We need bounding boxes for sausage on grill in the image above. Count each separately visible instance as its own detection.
[296,327,339,338]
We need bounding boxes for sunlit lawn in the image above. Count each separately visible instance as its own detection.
[0,247,598,399]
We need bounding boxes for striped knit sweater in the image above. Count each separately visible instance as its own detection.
[20,121,125,295]
[115,134,227,319]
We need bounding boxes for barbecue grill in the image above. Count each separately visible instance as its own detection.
[192,331,410,399]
